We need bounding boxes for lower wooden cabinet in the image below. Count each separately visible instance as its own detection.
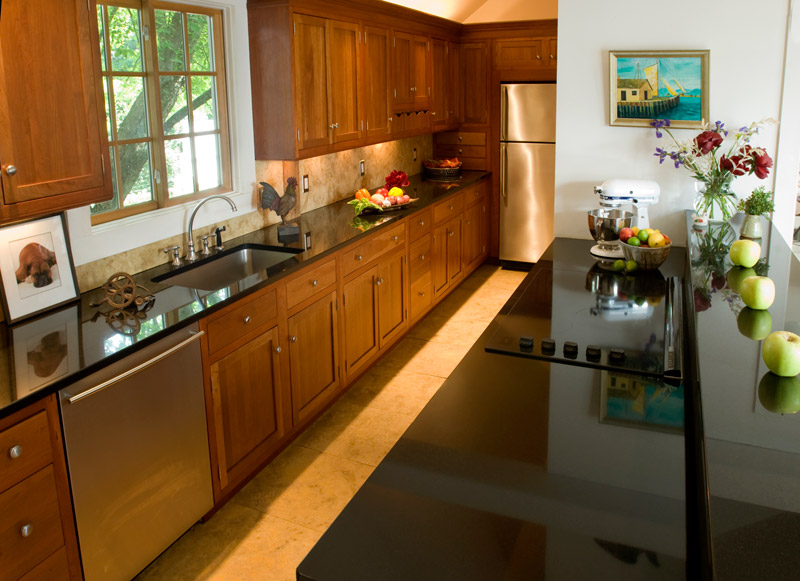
[463,193,488,272]
[288,291,340,425]
[209,326,284,494]
[433,215,462,298]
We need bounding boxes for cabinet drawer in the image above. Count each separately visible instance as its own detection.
[207,287,278,356]
[0,411,52,493]
[19,547,70,581]
[464,182,487,207]
[435,144,486,159]
[433,195,464,225]
[409,235,431,281]
[435,131,486,146]
[286,259,337,310]
[0,465,65,581]
[408,208,432,241]
[495,38,544,69]
[342,223,406,277]
[410,271,432,320]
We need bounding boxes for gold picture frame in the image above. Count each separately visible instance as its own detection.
[610,50,709,129]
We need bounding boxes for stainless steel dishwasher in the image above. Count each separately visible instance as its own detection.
[59,323,213,581]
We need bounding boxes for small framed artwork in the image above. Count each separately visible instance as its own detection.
[599,371,684,434]
[0,214,79,324]
[12,305,81,398]
[609,50,709,129]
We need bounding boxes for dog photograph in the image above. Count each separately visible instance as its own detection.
[0,214,78,324]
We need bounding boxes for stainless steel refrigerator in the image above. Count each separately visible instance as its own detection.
[500,83,557,264]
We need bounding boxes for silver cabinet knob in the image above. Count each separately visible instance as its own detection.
[419,220,425,226]
[312,279,318,287]
[419,291,425,296]
[536,54,541,60]
[458,136,463,141]
[9,445,22,459]
[419,254,425,260]
[393,236,398,242]
[448,231,454,237]
[275,346,282,353]
[290,336,297,343]
[466,221,471,225]
[5,165,17,176]
[449,204,454,210]
[356,254,363,261]
[20,524,32,538]
[458,149,463,154]
[376,278,384,286]
[244,315,251,324]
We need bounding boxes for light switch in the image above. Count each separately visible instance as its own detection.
[302,175,309,192]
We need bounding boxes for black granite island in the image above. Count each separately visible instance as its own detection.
[298,238,695,580]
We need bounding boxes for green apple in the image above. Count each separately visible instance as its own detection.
[737,307,773,340]
[739,276,775,310]
[726,266,757,293]
[729,239,761,268]
[762,331,800,377]
[758,372,800,414]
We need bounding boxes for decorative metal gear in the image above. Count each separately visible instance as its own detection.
[90,272,156,334]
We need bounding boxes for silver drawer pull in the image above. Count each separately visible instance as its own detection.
[419,254,425,260]
[376,278,384,286]
[20,524,32,538]
[419,220,425,226]
[291,336,297,343]
[449,204,454,210]
[419,291,425,296]
[312,279,318,286]
[9,445,22,459]
[275,346,282,353]
[393,236,398,242]
[244,315,251,324]
[5,165,17,176]
[356,254,363,261]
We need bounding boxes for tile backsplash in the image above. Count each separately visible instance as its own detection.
[75,135,433,292]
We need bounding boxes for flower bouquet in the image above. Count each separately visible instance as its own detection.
[652,119,775,222]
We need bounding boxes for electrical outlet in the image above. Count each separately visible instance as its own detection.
[302,175,309,192]
[359,160,365,176]
[413,148,417,162]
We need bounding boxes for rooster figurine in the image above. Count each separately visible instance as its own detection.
[260,177,297,224]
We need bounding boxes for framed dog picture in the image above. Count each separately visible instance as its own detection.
[0,214,79,324]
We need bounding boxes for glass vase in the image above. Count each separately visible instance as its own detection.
[694,181,737,223]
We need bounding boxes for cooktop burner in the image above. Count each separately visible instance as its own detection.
[485,264,673,377]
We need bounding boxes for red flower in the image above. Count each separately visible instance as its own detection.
[694,288,711,312]
[750,148,773,179]
[694,131,723,155]
[711,272,727,291]
[720,153,749,176]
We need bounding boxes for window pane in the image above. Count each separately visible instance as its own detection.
[187,13,214,72]
[107,6,142,72]
[160,76,189,135]
[118,142,154,206]
[165,138,194,197]
[97,5,107,72]
[113,76,148,140]
[155,9,186,72]
[90,147,121,215]
[191,76,218,132]
[196,134,221,191]
[103,77,113,140]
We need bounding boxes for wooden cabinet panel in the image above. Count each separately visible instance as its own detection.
[342,267,379,378]
[392,31,430,112]
[0,0,111,221]
[409,235,431,280]
[547,37,558,67]
[0,411,52,493]
[210,327,283,491]
[19,547,70,581]
[435,131,485,146]
[364,26,393,140]
[412,35,431,110]
[448,40,460,125]
[377,253,406,347]
[341,222,405,277]
[409,208,432,241]
[328,20,361,145]
[463,198,485,271]
[446,215,463,285]
[460,42,489,126]
[495,38,544,69]
[432,214,462,299]
[409,270,432,321]
[0,465,65,581]
[288,291,339,424]
[433,195,464,225]
[431,39,449,130]
[206,287,278,358]
[286,259,337,310]
[294,14,331,151]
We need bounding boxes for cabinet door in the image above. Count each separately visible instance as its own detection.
[328,20,361,145]
[411,35,430,109]
[432,223,449,297]
[392,32,413,110]
[431,39,449,129]
[547,37,558,67]
[288,292,340,424]
[460,42,489,125]
[446,215,463,284]
[377,252,406,347]
[343,267,379,378]
[463,200,486,271]
[210,327,283,491]
[0,0,110,214]
[294,14,331,151]
[448,41,460,125]
[364,26,393,139]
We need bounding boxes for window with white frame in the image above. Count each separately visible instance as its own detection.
[92,0,231,224]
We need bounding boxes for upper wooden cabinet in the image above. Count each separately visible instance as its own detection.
[460,41,489,126]
[495,36,558,70]
[392,32,430,112]
[363,26,393,140]
[0,0,112,223]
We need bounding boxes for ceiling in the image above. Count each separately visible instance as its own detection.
[381,0,490,23]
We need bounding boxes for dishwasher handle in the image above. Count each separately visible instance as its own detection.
[65,330,205,404]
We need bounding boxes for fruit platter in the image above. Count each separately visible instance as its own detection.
[347,171,416,216]
[423,158,462,180]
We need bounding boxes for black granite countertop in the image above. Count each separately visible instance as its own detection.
[0,171,489,418]
[298,237,693,580]
[684,212,800,580]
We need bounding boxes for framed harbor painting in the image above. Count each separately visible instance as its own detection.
[609,50,709,129]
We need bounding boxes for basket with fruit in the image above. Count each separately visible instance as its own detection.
[423,158,462,180]
[348,186,416,216]
[619,226,672,271]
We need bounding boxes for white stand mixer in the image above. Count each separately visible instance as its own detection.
[589,179,660,259]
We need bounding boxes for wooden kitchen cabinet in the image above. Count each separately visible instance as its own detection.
[431,38,455,131]
[0,0,111,223]
[376,252,407,346]
[288,291,340,425]
[460,41,489,126]
[392,31,430,112]
[0,396,81,580]
[432,215,463,299]
[342,267,379,379]
[363,26,393,140]
[463,184,488,272]
[495,36,557,70]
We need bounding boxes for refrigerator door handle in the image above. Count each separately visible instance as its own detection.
[501,85,509,141]
[500,143,508,202]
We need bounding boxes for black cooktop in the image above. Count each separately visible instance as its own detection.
[485,263,674,377]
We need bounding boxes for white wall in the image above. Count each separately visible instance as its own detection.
[555,0,791,245]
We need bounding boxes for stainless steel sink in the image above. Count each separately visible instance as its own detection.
[152,244,302,291]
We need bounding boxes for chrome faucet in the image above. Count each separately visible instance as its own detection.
[186,195,237,261]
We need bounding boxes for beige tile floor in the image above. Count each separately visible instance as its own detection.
[137,264,526,581]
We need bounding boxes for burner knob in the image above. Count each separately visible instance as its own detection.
[586,345,601,362]
[519,336,534,352]
[541,338,556,355]
[609,349,626,363]
[564,341,578,359]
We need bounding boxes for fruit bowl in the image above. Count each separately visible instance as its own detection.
[622,242,671,271]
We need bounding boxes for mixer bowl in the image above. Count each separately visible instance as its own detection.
[587,209,633,243]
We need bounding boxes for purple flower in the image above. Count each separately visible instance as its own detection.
[650,119,670,138]
[713,121,728,136]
